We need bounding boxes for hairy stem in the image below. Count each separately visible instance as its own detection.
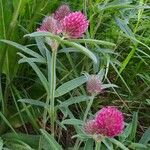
[50,50,57,135]
[83,94,95,122]
[95,141,101,150]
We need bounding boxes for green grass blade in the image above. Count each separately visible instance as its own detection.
[0,40,44,60]
[40,129,63,150]
[109,138,129,150]
[69,39,116,46]
[0,112,17,135]
[139,128,150,145]
[61,40,97,64]
[0,137,3,150]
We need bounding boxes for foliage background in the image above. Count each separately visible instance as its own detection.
[0,0,150,149]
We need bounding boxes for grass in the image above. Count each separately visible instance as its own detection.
[0,0,150,149]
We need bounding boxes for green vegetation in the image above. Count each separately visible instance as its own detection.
[0,0,150,149]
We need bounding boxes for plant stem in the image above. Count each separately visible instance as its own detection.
[50,50,57,135]
[95,141,101,150]
[83,94,95,122]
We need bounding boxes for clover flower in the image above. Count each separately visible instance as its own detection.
[54,4,71,21]
[84,106,124,138]
[95,106,124,138]
[37,16,61,34]
[84,119,99,135]
[86,75,102,94]
[61,12,89,38]
[37,5,89,39]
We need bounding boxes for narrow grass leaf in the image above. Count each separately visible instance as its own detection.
[0,40,44,59]
[18,99,47,108]
[115,17,135,38]
[25,32,97,63]
[109,138,129,150]
[40,129,63,150]
[35,37,46,57]
[120,123,132,142]
[123,34,150,51]
[58,47,79,53]
[111,62,132,94]
[19,57,49,93]
[19,57,46,64]
[61,40,97,64]
[129,143,147,149]
[59,95,90,107]
[139,128,150,144]
[0,112,17,135]
[25,32,61,42]
[128,112,138,141]
[2,133,40,149]
[103,138,114,150]
[119,47,136,74]
[0,137,3,150]
[101,84,118,89]
[69,39,116,46]
[84,139,94,150]
[61,119,83,126]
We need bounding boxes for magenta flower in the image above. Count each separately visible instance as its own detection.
[95,106,124,138]
[86,75,102,94]
[37,16,61,34]
[61,12,89,38]
[37,5,89,39]
[54,5,71,21]
[84,119,99,135]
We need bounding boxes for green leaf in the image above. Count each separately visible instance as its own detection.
[109,138,129,150]
[139,128,150,145]
[17,52,46,64]
[35,36,47,57]
[129,143,147,150]
[61,40,97,64]
[2,133,40,149]
[115,17,135,38]
[25,32,97,63]
[84,139,94,150]
[61,119,83,126]
[58,47,79,53]
[119,46,136,74]
[122,34,150,51]
[128,112,138,141]
[59,95,90,107]
[101,84,118,89]
[102,138,114,150]
[0,40,44,60]
[111,62,132,94]
[69,39,116,47]
[98,69,105,81]
[18,56,49,93]
[0,112,17,135]
[40,129,63,150]
[55,76,87,97]
[25,32,61,41]
[18,99,47,108]
[99,0,132,11]
[0,137,3,150]
[7,139,34,150]
[120,123,132,142]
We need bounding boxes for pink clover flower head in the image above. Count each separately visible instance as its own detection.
[86,75,102,94]
[84,119,99,135]
[95,106,124,138]
[54,4,71,21]
[37,16,62,34]
[61,11,89,38]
